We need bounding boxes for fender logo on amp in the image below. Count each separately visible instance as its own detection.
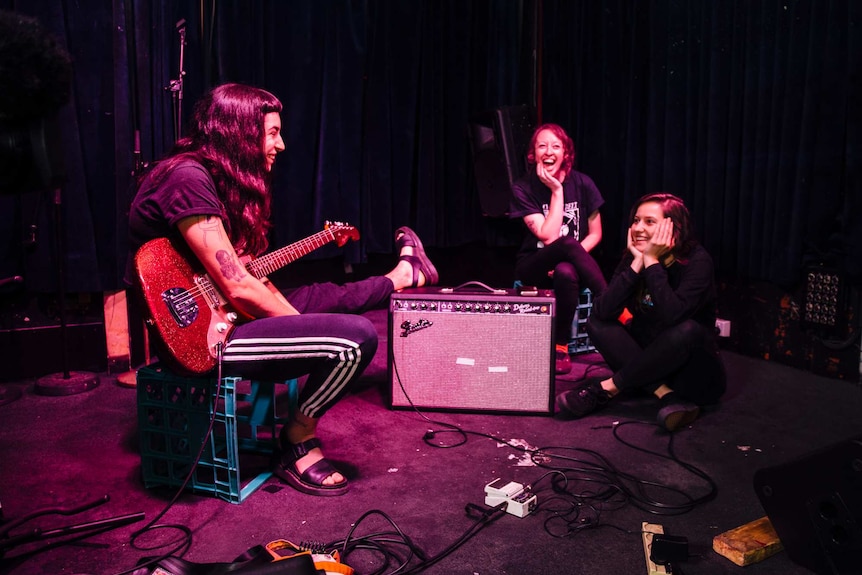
[399,319,433,337]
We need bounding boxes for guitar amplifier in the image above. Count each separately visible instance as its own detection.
[388,286,555,414]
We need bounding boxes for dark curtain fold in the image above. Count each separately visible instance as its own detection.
[542,0,859,288]
[360,1,534,252]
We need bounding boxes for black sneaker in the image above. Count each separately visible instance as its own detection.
[657,392,700,431]
[555,344,572,375]
[556,378,610,418]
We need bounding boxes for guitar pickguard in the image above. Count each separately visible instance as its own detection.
[162,287,199,327]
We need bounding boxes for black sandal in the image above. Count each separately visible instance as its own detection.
[273,438,349,496]
[395,226,439,287]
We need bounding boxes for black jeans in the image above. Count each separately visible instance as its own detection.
[586,315,726,406]
[515,237,607,345]
[223,277,392,419]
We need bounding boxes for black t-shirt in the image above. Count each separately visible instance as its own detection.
[509,169,605,261]
[125,159,224,284]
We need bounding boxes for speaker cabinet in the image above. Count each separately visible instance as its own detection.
[753,436,862,575]
[389,286,555,414]
[468,105,536,218]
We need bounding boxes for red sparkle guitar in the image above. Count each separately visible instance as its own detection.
[134,222,359,375]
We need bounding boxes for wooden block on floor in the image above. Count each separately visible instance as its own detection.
[713,516,784,566]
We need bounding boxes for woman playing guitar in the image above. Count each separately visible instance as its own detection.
[127,83,438,496]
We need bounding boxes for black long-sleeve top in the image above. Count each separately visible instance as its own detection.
[591,244,717,343]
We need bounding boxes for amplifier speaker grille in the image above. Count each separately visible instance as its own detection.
[389,288,555,414]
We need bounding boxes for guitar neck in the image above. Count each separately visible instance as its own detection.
[245,229,337,278]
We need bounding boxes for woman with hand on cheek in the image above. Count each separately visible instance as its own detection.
[509,124,607,376]
[556,193,726,431]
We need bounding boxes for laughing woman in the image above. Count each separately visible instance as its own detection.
[509,123,608,375]
[556,193,726,431]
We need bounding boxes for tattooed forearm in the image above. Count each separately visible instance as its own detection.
[215,250,247,282]
[199,215,223,248]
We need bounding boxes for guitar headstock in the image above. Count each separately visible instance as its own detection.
[324,221,360,246]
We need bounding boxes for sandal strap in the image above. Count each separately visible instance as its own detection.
[284,437,322,464]
[395,226,418,249]
[399,254,422,287]
[300,457,344,487]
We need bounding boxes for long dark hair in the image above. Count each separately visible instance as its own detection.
[526,123,576,176]
[629,192,698,262]
[145,83,282,256]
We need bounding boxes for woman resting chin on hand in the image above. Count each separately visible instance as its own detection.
[556,193,726,432]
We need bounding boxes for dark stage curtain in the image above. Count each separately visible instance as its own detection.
[0,0,111,294]
[541,0,861,287]
[195,1,535,259]
[1,0,857,295]
[0,0,534,293]
[0,0,186,293]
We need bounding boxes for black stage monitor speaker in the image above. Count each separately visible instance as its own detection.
[468,105,536,218]
[753,435,862,575]
[389,286,555,414]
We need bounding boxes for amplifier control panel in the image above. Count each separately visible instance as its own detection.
[391,294,553,316]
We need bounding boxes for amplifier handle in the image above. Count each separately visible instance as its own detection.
[449,281,507,294]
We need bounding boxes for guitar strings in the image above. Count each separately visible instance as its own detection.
[250,231,334,276]
[164,231,337,309]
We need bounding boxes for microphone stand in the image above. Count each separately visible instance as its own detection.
[28,115,100,396]
[34,183,100,396]
[165,19,186,143]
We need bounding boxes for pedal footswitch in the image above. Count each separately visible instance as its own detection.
[484,478,537,518]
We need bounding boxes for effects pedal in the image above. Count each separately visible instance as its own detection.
[484,478,537,518]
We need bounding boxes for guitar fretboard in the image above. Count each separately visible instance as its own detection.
[246,229,336,278]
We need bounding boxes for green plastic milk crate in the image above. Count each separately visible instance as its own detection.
[569,288,596,355]
[136,363,296,504]
[512,281,596,355]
